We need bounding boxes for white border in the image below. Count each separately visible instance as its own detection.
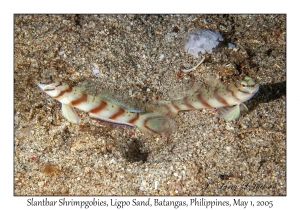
[3,0,295,209]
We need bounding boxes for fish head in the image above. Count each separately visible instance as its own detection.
[37,76,61,91]
[236,76,259,95]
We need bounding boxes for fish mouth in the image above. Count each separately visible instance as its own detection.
[37,83,45,89]
[251,84,259,94]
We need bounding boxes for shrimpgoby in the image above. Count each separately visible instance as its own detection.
[155,76,259,121]
[37,77,174,135]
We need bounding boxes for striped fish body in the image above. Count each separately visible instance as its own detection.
[37,79,174,135]
[157,76,259,121]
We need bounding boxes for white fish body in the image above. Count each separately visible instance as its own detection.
[37,78,174,135]
[156,76,259,121]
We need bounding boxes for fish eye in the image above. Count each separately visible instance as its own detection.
[241,81,247,87]
[45,75,52,80]
[244,76,251,81]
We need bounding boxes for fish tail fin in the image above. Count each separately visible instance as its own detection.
[150,100,179,117]
[135,112,175,135]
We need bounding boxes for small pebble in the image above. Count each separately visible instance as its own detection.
[226,146,232,152]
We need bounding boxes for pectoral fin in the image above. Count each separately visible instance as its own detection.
[217,104,241,121]
[240,103,248,112]
[61,104,80,123]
